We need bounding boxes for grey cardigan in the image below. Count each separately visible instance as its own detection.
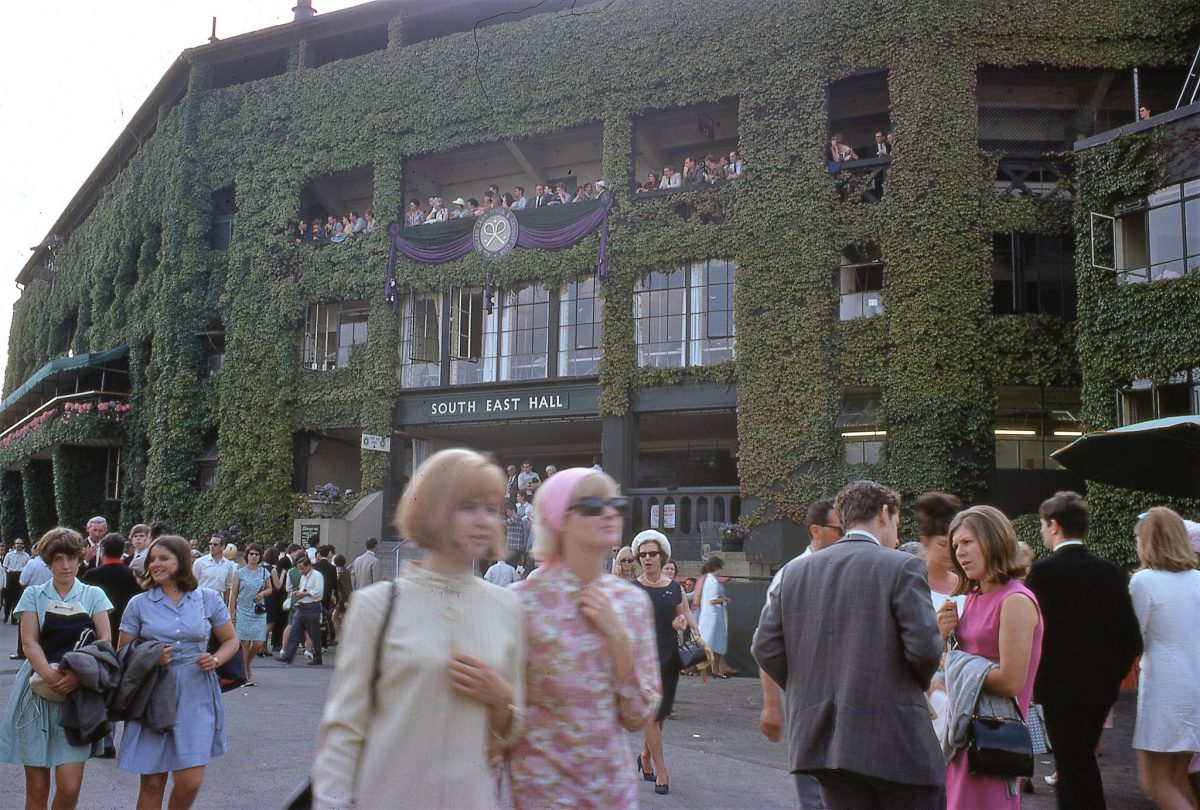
[110,639,178,732]
[941,645,1023,797]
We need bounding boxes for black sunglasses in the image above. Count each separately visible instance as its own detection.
[637,550,661,558]
[569,496,631,517]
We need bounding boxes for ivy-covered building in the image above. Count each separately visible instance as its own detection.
[3,0,1198,562]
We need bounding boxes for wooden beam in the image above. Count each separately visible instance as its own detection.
[503,139,548,188]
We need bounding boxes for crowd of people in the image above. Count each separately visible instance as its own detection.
[403,178,612,227]
[292,210,376,247]
[2,466,1196,809]
[635,149,743,194]
[754,484,1200,810]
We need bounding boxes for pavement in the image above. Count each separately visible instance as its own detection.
[0,616,1152,809]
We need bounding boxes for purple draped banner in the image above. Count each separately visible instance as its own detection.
[385,195,613,310]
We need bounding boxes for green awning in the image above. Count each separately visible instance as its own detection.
[1,345,129,413]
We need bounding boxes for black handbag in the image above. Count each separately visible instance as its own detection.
[967,697,1035,778]
[207,634,246,693]
[674,629,708,671]
[284,578,400,810]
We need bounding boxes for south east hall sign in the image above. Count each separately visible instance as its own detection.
[429,392,568,418]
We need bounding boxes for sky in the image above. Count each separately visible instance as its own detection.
[0,0,365,387]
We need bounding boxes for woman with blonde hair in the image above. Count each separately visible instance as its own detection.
[938,505,1043,810]
[1130,507,1200,810]
[0,528,113,809]
[507,468,660,808]
[313,448,524,809]
[614,545,637,580]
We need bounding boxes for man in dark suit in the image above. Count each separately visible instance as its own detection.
[753,480,944,809]
[1026,491,1142,810]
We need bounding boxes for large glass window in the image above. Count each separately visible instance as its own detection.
[836,390,885,466]
[400,293,442,388]
[449,287,498,385]
[1113,179,1200,284]
[558,277,604,377]
[994,386,1081,470]
[992,232,1076,318]
[635,260,736,368]
[839,244,884,321]
[499,285,549,381]
[302,300,369,370]
[1118,369,1200,425]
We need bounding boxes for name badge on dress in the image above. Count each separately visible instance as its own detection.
[46,600,86,616]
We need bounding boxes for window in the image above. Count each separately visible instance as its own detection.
[400,293,442,388]
[838,244,884,320]
[210,185,236,251]
[631,98,741,195]
[450,287,497,385]
[558,277,604,377]
[104,447,122,501]
[992,232,1076,318]
[635,260,736,368]
[199,319,225,376]
[499,286,550,380]
[299,166,375,226]
[1112,179,1200,284]
[302,301,369,370]
[994,386,1081,470]
[1118,369,1200,425]
[837,391,884,465]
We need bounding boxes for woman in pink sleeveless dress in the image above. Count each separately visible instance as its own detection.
[937,505,1044,809]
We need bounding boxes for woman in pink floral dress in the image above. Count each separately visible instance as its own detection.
[508,468,662,808]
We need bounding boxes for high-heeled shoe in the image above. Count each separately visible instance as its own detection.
[636,756,656,782]
[655,784,670,795]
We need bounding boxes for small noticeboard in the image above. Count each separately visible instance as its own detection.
[361,434,391,452]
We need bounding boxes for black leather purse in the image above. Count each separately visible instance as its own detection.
[674,629,709,671]
[967,697,1034,778]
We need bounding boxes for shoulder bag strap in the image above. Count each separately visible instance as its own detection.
[368,574,400,712]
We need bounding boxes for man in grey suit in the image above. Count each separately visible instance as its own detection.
[753,480,945,809]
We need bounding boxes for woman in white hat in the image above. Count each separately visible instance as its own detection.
[631,529,701,795]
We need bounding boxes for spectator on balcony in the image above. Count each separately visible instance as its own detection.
[351,212,367,236]
[311,218,327,246]
[364,209,376,234]
[480,193,498,213]
[449,198,468,219]
[552,183,573,205]
[511,186,528,210]
[327,215,341,238]
[703,155,725,184]
[726,150,743,179]
[424,198,448,224]
[659,166,682,190]
[637,172,660,193]
[887,131,896,150]
[873,131,892,157]
[682,157,702,185]
[405,200,425,227]
[294,219,311,245]
[531,184,550,208]
[573,182,594,202]
[1139,105,1152,120]
[827,133,858,175]
[465,198,481,217]
[501,192,515,209]
[488,184,501,202]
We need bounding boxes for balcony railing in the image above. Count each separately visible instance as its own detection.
[994,157,1072,199]
[627,486,742,560]
[830,156,891,203]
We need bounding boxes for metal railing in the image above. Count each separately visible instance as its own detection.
[626,486,741,558]
[830,156,891,203]
[994,158,1072,199]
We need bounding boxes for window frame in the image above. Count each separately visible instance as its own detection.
[1113,178,1200,285]
[302,300,370,371]
[635,259,737,368]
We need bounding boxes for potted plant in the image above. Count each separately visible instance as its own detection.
[718,522,750,552]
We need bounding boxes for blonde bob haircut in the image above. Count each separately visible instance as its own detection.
[948,505,1025,596]
[1135,507,1198,573]
[395,448,507,559]
[531,471,618,561]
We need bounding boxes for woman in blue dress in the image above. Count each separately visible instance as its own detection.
[0,527,113,809]
[228,544,272,686]
[693,555,735,676]
[117,534,240,809]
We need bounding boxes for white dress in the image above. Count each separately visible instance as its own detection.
[1130,568,1200,752]
[695,573,728,655]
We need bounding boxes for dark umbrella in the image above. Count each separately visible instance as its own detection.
[1050,415,1200,499]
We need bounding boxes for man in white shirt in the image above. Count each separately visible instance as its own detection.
[192,535,236,602]
[276,555,325,665]
[350,537,381,590]
[659,166,682,190]
[2,537,31,623]
[484,555,519,588]
[84,516,108,568]
[510,186,528,210]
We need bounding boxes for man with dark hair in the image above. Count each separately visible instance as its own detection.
[306,533,321,562]
[754,481,943,809]
[193,534,236,603]
[82,532,142,759]
[516,461,541,499]
[314,545,338,646]
[350,537,381,590]
[1027,491,1142,810]
[757,498,843,808]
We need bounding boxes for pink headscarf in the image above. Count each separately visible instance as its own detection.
[534,467,600,538]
